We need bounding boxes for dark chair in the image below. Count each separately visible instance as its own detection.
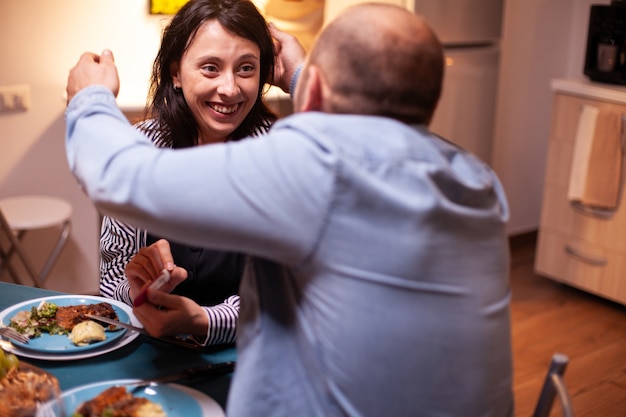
[532,353,575,417]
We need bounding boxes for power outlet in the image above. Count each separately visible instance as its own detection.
[0,84,30,113]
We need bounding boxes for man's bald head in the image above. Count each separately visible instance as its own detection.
[303,4,444,125]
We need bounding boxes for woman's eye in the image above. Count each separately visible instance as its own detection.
[202,65,219,73]
[239,64,255,74]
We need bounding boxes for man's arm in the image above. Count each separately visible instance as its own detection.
[65,85,332,264]
[66,49,120,103]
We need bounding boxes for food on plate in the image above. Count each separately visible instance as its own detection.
[69,321,107,347]
[55,302,119,331]
[8,301,63,338]
[72,386,167,417]
[7,300,121,345]
[0,349,60,417]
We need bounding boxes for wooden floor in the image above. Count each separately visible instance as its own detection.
[509,232,626,417]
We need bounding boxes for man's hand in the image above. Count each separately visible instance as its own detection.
[66,49,120,104]
[270,23,306,94]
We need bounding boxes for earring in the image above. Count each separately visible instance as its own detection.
[174,85,182,93]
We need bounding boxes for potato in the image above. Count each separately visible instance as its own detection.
[69,320,106,346]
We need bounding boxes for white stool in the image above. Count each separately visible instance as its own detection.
[0,195,72,287]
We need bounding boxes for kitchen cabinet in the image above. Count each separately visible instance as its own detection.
[535,79,626,305]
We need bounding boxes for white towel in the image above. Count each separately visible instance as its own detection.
[567,105,622,210]
[568,105,598,202]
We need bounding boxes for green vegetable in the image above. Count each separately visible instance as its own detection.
[2,352,19,370]
[0,348,19,380]
[8,301,68,339]
[36,301,58,318]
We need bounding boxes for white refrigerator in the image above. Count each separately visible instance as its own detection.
[324,0,504,164]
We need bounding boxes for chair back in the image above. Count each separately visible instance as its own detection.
[532,353,575,417]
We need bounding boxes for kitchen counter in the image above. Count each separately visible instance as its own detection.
[552,78,626,104]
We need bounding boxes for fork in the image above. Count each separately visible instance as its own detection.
[36,397,67,417]
[36,390,67,417]
[0,325,30,344]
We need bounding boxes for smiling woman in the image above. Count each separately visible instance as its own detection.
[99,0,278,348]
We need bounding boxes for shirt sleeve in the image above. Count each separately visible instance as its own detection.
[99,120,158,306]
[193,295,240,346]
[99,215,143,306]
[65,86,336,265]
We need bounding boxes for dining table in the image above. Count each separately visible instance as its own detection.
[0,281,236,412]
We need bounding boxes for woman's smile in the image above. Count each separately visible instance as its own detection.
[208,102,241,115]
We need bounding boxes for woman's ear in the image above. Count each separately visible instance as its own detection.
[170,62,181,88]
[295,65,324,112]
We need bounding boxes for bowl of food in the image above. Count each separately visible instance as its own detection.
[36,379,225,417]
[0,349,60,417]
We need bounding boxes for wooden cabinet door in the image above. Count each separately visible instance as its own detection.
[535,92,626,304]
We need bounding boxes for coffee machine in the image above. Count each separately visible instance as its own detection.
[584,0,626,85]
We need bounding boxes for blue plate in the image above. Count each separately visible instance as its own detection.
[37,379,225,417]
[0,295,128,353]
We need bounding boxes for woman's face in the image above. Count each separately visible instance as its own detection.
[172,19,261,144]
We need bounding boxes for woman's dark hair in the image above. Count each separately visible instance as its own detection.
[146,0,277,148]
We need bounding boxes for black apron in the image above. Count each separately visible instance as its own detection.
[146,233,244,306]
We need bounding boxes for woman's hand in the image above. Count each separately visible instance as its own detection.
[124,239,188,301]
[270,23,306,94]
[132,290,209,337]
[126,239,208,337]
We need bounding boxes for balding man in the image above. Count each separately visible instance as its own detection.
[65,3,513,416]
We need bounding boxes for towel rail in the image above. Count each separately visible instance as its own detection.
[569,201,614,218]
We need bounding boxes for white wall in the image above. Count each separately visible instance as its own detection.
[0,0,168,293]
[492,0,610,234]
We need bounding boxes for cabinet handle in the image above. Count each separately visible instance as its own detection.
[564,245,608,266]
[570,201,614,219]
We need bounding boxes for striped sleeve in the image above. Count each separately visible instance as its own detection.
[193,295,240,346]
[99,119,159,306]
[99,215,145,306]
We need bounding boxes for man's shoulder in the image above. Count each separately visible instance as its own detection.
[273,113,418,145]
[277,112,407,129]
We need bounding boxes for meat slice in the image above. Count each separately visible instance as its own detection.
[55,302,119,331]
[74,386,165,417]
